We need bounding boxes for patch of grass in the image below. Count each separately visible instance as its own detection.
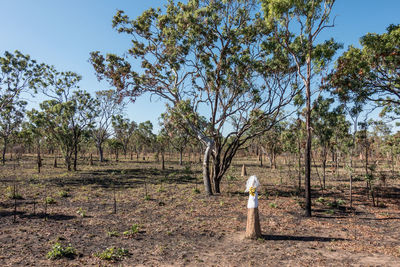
[325,209,335,215]
[226,174,237,181]
[45,197,56,204]
[157,185,165,192]
[123,224,140,236]
[6,186,23,200]
[94,247,129,261]
[76,207,86,217]
[269,202,278,208]
[58,190,70,198]
[316,197,325,203]
[144,194,151,201]
[47,242,76,260]
[192,187,200,194]
[107,230,120,237]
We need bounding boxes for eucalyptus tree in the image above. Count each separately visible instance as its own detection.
[262,0,341,216]
[30,67,96,171]
[112,115,137,158]
[260,122,284,169]
[331,24,400,120]
[93,90,126,162]
[0,100,26,164]
[155,129,170,170]
[160,109,194,166]
[0,50,42,110]
[311,96,350,189]
[133,121,155,158]
[90,0,299,195]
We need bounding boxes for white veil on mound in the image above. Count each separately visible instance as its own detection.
[245,175,260,208]
[245,175,260,192]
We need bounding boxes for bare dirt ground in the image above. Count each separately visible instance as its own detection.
[1,154,400,266]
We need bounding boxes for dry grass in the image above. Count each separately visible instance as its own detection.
[0,153,400,266]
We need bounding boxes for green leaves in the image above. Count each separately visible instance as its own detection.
[330,23,400,118]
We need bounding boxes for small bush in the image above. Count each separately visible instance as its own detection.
[226,174,237,181]
[45,197,56,204]
[269,202,278,208]
[107,230,120,237]
[192,187,200,194]
[144,195,151,201]
[47,242,76,260]
[58,190,70,198]
[95,247,129,261]
[123,224,140,236]
[6,186,23,200]
[76,207,86,217]
[130,224,140,234]
[316,197,325,203]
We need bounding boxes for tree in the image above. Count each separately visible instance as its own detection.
[262,0,341,216]
[112,115,137,158]
[0,50,42,110]
[0,100,26,164]
[29,67,96,171]
[93,90,126,162]
[160,109,193,166]
[90,0,299,195]
[331,24,400,120]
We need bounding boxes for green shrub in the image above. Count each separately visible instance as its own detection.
[58,190,70,198]
[95,247,129,261]
[192,187,200,194]
[47,242,76,260]
[269,202,278,208]
[107,230,120,237]
[123,224,140,236]
[6,186,23,200]
[45,197,56,204]
[76,207,86,217]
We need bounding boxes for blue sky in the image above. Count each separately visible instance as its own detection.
[1,0,399,132]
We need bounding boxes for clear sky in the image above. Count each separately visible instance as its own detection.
[1,0,399,132]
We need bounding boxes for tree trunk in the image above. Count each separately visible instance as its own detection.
[2,138,7,165]
[179,149,183,166]
[73,145,78,171]
[304,51,312,217]
[202,145,213,196]
[99,144,104,162]
[37,143,42,173]
[298,142,302,192]
[161,152,165,170]
[65,155,71,171]
[322,146,327,190]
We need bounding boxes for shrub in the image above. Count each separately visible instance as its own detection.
[45,197,56,204]
[47,242,76,260]
[76,207,86,217]
[269,202,278,208]
[6,186,23,200]
[123,224,140,236]
[95,247,129,261]
[192,187,200,194]
[58,190,70,198]
[107,230,120,237]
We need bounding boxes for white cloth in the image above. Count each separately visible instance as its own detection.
[247,191,258,208]
[245,175,260,192]
[245,175,260,208]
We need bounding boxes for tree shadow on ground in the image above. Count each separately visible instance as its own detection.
[261,234,346,242]
[46,167,200,189]
[0,210,75,221]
